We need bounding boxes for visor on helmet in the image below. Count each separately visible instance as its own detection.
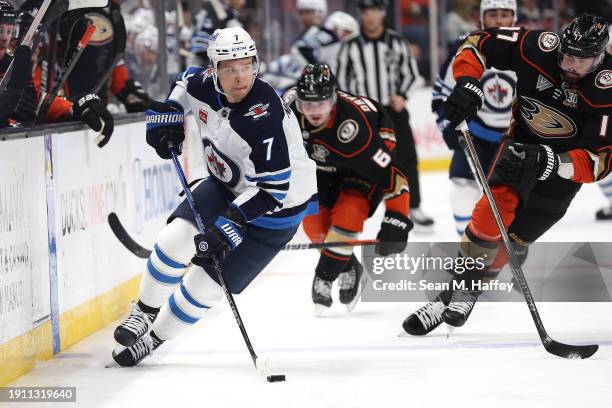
[558,51,604,75]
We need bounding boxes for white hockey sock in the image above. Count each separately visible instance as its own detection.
[139,218,198,308]
[450,177,481,236]
[153,265,223,340]
[600,174,612,206]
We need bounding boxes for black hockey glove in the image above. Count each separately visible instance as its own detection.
[145,101,185,159]
[71,93,115,148]
[375,212,413,256]
[193,207,246,265]
[116,79,153,113]
[443,76,485,129]
[491,141,559,206]
[493,141,559,183]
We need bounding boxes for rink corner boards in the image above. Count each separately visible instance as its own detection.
[0,277,141,387]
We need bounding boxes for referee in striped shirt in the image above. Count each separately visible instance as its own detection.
[336,0,434,228]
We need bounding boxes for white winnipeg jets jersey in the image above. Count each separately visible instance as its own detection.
[291,26,341,73]
[433,39,517,142]
[168,67,318,229]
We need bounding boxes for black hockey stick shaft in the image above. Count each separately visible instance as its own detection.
[108,211,378,259]
[168,144,261,370]
[457,121,598,359]
[36,21,95,121]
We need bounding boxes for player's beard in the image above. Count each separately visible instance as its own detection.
[560,70,583,84]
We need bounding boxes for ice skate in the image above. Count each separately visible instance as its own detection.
[443,289,481,328]
[114,301,157,347]
[402,290,451,335]
[312,276,333,316]
[112,332,164,367]
[338,258,367,312]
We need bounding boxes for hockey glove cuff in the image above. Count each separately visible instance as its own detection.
[375,211,413,256]
[443,76,484,129]
[193,207,246,263]
[145,100,185,159]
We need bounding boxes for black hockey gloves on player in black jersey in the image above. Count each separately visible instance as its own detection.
[375,211,413,256]
[71,93,115,148]
[145,101,185,159]
[491,141,560,204]
[193,207,246,264]
[117,79,153,113]
[443,76,485,130]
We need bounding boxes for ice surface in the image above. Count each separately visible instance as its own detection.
[6,172,612,408]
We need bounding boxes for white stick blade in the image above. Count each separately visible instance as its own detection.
[68,0,109,11]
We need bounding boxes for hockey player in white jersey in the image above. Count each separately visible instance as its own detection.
[111,27,318,367]
[260,0,340,93]
[432,0,517,236]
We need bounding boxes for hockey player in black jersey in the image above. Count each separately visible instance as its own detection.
[403,13,612,336]
[285,63,413,314]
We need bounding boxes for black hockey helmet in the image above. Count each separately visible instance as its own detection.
[296,63,337,102]
[0,0,16,25]
[558,13,609,74]
[357,0,389,9]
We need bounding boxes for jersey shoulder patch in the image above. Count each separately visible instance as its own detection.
[577,57,612,111]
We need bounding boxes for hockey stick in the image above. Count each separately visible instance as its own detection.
[36,20,96,121]
[0,0,109,90]
[457,121,598,359]
[108,212,377,259]
[168,144,285,382]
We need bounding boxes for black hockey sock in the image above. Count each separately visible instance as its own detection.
[137,300,160,316]
[315,250,353,282]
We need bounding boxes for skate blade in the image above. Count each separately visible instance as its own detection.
[411,223,435,234]
[446,324,456,338]
[313,304,330,317]
[345,275,368,313]
[397,330,411,338]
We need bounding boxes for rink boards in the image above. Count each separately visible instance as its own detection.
[0,115,208,385]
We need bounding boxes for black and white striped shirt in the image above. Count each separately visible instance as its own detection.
[336,29,420,106]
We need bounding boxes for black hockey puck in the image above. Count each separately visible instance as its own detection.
[266,375,286,382]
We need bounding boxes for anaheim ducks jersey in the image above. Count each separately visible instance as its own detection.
[285,88,410,215]
[453,27,612,183]
[168,67,318,229]
[433,36,516,142]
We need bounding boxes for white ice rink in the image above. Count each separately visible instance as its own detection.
[6,171,612,408]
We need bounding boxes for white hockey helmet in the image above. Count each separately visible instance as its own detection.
[207,27,259,95]
[324,11,359,39]
[480,0,517,27]
[296,0,327,15]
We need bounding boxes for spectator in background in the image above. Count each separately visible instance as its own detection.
[129,25,162,98]
[517,0,541,28]
[400,0,430,81]
[324,11,358,41]
[446,0,479,44]
[188,0,243,67]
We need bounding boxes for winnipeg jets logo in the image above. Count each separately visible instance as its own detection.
[204,145,234,182]
[244,103,270,120]
[487,82,508,104]
[481,72,514,111]
[207,152,227,179]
